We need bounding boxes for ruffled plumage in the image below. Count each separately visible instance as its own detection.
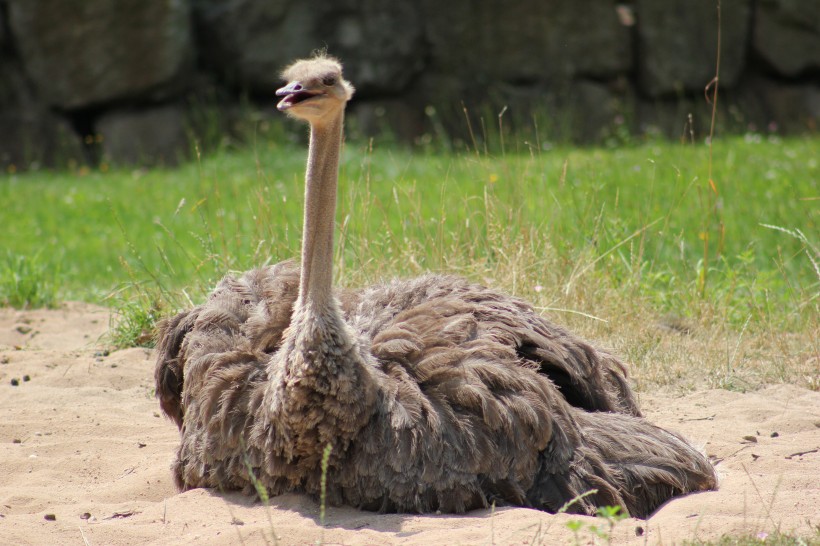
[155,261,716,518]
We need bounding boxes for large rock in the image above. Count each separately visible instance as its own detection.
[0,109,82,170]
[320,1,426,96]
[0,3,7,47]
[735,76,820,132]
[194,0,425,97]
[192,0,292,93]
[564,80,632,143]
[7,0,193,110]
[754,0,820,77]
[635,95,721,141]
[424,1,631,86]
[97,104,188,166]
[635,0,751,97]
[0,37,83,169]
[412,0,632,142]
[0,91,83,170]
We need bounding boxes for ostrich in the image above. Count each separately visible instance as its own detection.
[155,55,716,518]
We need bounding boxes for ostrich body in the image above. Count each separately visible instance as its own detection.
[155,56,716,518]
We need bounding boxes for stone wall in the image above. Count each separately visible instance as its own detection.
[1,0,818,169]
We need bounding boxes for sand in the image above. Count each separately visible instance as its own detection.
[1,303,818,545]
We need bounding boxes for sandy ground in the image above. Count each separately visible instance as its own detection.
[1,304,818,545]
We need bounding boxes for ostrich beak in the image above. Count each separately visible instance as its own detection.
[276,81,322,111]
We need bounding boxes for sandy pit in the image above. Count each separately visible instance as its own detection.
[1,304,818,545]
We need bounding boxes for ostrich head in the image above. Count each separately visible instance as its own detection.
[276,55,355,124]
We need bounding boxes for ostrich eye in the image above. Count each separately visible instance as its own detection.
[322,75,337,86]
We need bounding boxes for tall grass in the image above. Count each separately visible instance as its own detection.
[0,251,58,309]
[1,133,817,389]
[3,137,815,295]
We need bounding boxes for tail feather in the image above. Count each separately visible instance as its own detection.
[154,307,202,427]
[528,410,717,519]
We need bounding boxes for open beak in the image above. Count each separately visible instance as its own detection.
[276,82,323,111]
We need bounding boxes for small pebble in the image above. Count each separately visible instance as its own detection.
[44,514,56,521]
[770,431,779,438]
[80,512,91,520]
[635,526,645,536]
[742,435,757,443]
[23,375,30,382]
[12,439,21,444]
[10,378,19,387]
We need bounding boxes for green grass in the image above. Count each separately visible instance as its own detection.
[1,134,817,386]
[0,251,58,309]
[2,136,816,297]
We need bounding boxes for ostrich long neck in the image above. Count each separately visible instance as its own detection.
[298,113,344,310]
